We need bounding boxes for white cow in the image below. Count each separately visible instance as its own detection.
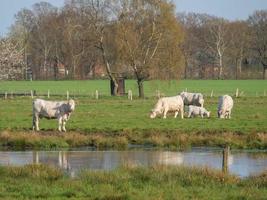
[188,105,210,118]
[217,95,233,119]
[180,92,204,107]
[150,95,184,119]
[32,99,75,132]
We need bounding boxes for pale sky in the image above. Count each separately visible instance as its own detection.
[1,0,267,37]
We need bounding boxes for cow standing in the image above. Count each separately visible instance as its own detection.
[32,99,75,132]
[180,92,204,107]
[150,95,184,119]
[217,95,233,119]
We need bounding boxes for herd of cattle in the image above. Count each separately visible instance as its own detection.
[32,92,234,132]
[150,92,234,120]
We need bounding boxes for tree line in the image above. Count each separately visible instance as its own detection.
[0,0,266,97]
[177,11,267,80]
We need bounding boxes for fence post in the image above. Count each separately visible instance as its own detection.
[128,90,132,100]
[4,92,7,100]
[30,90,33,99]
[95,90,99,100]
[47,90,50,98]
[222,145,230,173]
[67,91,69,100]
[235,88,239,98]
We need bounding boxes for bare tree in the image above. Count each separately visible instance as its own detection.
[203,18,230,79]
[10,9,35,80]
[117,0,184,98]
[66,0,121,95]
[248,10,267,79]
[227,21,249,79]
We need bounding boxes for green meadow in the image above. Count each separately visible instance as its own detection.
[0,80,266,149]
[0,164,266,200]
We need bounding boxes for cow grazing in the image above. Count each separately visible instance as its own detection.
[217,95,233,119]
[188,105,210,118]
[32,99,75,132]
[150,95,184,119]
[180,92,204,107]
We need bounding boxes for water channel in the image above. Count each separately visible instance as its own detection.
[0,148,266,178]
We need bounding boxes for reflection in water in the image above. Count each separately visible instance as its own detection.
[0,150,266,178]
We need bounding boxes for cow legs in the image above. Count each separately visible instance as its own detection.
[174,111,178,118]
[33,113,40,131]
[227,110,231,119]
[62,120,66,132]
[58,117,63,132]
[180,107,184,119]
[187,111,192,118]
[163,109,168,119]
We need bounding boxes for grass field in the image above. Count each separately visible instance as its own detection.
[0,79,266,97]
[0,80,266,149]
[0,164,266,199]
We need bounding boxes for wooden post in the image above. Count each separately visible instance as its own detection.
[30,90,33,99]
[67,91,69,100]
[222,145,230,173]
[47,90,50,98]
[4,92,7,100]
[156,90,160,99]
[210,90,213,98]
[128,90,132,100]
[95,90,99,100]
[235,88,239,98]
[33,151,39,164]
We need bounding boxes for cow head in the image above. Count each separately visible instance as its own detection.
[150,109,157,119]
[68,99,75,112]
[206,111,211,118]
[217,110,225,118]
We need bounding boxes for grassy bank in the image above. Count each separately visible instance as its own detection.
[0,164,266,199]
[0,130,266,150]
[0,80,266,149]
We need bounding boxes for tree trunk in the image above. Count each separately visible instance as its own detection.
[235,58,239,80]
[237,58,242,79]
[111,79,119,96]
[218,56,223,79]
[99,38,118,96]
[263,66,267,80]
[184,59,188,79]
[137,79,144,98]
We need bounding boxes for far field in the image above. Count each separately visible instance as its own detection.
[0,80,266,149]
[0,79,266,97]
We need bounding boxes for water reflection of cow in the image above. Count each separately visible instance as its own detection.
[32,151,70,170]
[158,152,184,165]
